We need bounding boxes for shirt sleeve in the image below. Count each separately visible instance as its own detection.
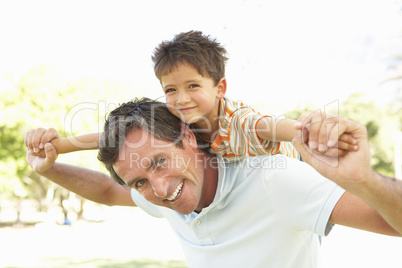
[212,98,299,161]
[131,189,165,218]
[263,156,345,236]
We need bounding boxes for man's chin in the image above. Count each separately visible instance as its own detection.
[171,204,198,215]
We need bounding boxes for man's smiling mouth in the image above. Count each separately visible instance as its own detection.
[166,181,184,202]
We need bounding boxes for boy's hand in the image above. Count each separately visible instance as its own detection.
[294,110,359,156]
[25,128,60,173]
[292,112,373,191]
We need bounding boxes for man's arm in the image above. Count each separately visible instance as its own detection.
[25,128,134,207]
[293,111,402,236]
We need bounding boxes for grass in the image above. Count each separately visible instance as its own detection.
[3,257,187,268]
[0,207,188,268]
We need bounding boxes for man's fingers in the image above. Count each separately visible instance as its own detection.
[44,143,57,162]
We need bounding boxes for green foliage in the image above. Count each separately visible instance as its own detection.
[286,93,401,177]
[0,64,145,212]
[340,93,400,176]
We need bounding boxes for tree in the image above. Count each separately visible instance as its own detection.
[285,93,400,177]
[0,64,145,223]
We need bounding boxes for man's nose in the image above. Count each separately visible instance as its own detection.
[150,176,169,198]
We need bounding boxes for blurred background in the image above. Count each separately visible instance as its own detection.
[0,0,401,267]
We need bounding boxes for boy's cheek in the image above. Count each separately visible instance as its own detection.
[165,99,177,112]
[167,106,181,118]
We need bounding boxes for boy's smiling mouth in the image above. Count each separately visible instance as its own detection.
[179,106,196,113]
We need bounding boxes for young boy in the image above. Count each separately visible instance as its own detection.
[152,30,301,161]
[30,31,356,159]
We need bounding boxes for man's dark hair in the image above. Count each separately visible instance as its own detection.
[152,30,229,85]
[97,97,184,186]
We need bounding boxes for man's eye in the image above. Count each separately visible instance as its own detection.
[156,158,166,168]
[135,179,147,188]
[152,158,168,174]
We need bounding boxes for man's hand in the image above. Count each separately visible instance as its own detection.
[293,110,373,191]
[25,128,60,173]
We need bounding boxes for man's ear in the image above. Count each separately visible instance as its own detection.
[216,77,227,99]
[181,123,198,149]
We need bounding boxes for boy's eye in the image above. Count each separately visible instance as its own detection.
[189,84,199,89]
[165,88,175,94]
[135,179,147,188]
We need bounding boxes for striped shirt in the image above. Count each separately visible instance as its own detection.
[209,98,300,162]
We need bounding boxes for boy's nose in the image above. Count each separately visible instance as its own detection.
[177,92,191,105]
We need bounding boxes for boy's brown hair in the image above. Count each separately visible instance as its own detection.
[152,31,228,85]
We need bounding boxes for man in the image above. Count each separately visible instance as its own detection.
[25,98,401,267]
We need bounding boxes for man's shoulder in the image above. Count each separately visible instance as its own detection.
[222,155,316,187]
[224,154,290,170]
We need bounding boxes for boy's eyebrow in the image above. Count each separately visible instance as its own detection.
[162,79,202,89]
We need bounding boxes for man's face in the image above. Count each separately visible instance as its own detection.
[113,129,206,215]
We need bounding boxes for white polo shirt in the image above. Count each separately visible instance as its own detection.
[131,155,345,268]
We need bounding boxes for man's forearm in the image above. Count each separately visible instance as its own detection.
[38,163,131,206]
[359,172,402,235]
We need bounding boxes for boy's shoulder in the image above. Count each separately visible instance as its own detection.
[222,97,257,116]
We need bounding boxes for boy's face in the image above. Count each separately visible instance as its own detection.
[161,62,226,127]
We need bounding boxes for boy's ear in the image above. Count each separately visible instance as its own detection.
[216,77,227,99]
[180,123,198,149]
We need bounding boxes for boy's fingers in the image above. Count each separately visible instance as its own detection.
[326,122,339,148]
[294,111,314,130]
[306,111,325,150]
[40,128,60,150]
[32,128,47,153]
[24,130,31,149]
[339,133,358,145]
[27,130,36,152]
[325,147,348,157]
[331,140,359,151]
[318,118,337,153]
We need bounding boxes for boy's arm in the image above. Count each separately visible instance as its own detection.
[293,111,402,235]
[25,128,134,207]
[256,116,358,155]
[256,117,298,142]
[32,131,100,158]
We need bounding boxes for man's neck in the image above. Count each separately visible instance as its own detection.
[194,151,219,213]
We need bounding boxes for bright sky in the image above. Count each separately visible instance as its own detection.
[1,0,401,113]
